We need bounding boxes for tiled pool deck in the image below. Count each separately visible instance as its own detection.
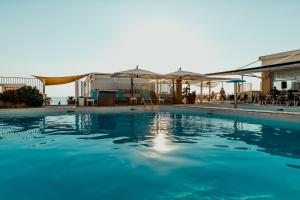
[173,105,300,124]
[0,104,299,124]
[194,103,300,113]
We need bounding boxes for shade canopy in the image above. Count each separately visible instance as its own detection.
[226,79,246,83]
[206,60,300,76]
[204,76,234,81]
[33,74,89,86]
[163,67,205,80]
[112,66,161,79]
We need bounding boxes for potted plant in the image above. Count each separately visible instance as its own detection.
[187,91,197,104]
[67,96,76,105]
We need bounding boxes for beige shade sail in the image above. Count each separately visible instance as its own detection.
[33,74,89,86]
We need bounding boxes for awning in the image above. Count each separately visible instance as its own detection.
[33,74,89,86]
[206,60,300,76]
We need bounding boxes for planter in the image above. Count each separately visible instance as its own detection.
[67,99,76,105]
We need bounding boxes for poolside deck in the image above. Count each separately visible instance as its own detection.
[171,104,300,123]
[191,102,300,113]
[0,104,299,124]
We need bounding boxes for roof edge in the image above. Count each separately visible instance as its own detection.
[259,49,300,60]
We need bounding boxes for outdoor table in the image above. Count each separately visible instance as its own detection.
[86,99,94,106]
[78,97,85,107]
[158,97,164,104]
[130,97,137,104]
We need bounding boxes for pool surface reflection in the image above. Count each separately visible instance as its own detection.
[0,112,299,199]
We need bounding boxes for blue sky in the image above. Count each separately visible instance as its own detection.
[1,0,300,96]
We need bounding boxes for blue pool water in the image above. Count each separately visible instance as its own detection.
[0,111,300,200]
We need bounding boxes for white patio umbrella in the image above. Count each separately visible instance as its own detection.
[163,67,205,80]
[227,79,246,109]
[163,67,206,102]
[112,66,161,97]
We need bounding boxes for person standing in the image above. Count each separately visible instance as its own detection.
[220,87,225,102]
[259,92,266,105]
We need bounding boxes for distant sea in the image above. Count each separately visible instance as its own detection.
[50,97,68,105]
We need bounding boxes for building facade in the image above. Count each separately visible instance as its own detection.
[259,49,300,94]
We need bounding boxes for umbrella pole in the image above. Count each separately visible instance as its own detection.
[156,79,159,95]
[208,81,211,101]
[200,81,203,103]
[131,77,133,98]
[159,80,162,95]
[172,79,175,104]
[234,82,237,109]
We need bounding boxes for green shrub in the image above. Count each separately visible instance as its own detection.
[0,89,21,103]
[16,86,44,107]
[0,86,43,107]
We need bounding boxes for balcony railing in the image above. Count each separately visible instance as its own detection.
[0,76,44,93]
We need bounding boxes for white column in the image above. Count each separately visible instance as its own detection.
[75,80,79,99]
[40,79,46,106]
[80,81,84,97]
[42,79,46,98]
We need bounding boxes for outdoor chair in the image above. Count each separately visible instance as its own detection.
[270,95,279,105]
[90,90,98,106]
[141,90,153,105]
[158,96,164,104]
[162,93,171,104]
[149,91,159,104]
[287,91,299,106]
[118,90,128,104]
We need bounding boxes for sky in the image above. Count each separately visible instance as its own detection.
[0,0,300,96]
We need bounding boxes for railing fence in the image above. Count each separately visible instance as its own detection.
[0,77,44,93]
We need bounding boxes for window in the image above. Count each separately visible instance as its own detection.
[272,70,300,90]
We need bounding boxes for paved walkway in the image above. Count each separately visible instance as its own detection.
[191,103,300,113]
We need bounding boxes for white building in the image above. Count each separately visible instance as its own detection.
[83,73,156,99]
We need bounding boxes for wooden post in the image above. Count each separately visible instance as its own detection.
[176,79,182,104]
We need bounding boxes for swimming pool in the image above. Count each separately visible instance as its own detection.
[0,111,299,199]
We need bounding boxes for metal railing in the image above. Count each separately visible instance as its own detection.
[0,76,44,93]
